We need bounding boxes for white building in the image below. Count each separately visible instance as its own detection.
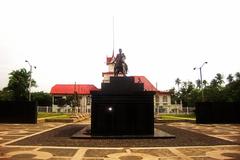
[50,84,98,113]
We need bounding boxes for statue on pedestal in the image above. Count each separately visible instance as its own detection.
[113,48,128,77]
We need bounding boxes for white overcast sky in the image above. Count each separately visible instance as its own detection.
[0,0,240,92]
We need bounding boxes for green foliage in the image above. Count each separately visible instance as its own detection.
[173,72,240,107]
[32,92,52,106]
[224,77,240,102]
[227,74,234,83]
[158,114,196,120]
[0,89,14,101]
[38,112,70,118]
[0,68,36,101]
[169,88,178,104]
[175,78,181,90]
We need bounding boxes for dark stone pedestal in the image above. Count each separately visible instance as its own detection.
[0,101,37,124]
[91,77,155,136]
[196,102,240,124]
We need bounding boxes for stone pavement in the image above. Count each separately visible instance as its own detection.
[0,121,239,160]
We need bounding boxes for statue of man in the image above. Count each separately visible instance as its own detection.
[113,48,128,77]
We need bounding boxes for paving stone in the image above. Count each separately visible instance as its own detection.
[84,149,125,157]
[222,152,240,159]
[10,153,35,160]
[0,135,22,139]
[131,149,176,157]
[0,147,37,157]
[176,148,215,156]
[159,157,185,160]
[48,158,72,160]
[82,158,104,160]
[191,157,218,160]
[217,146,240,151]
[39,148,78,157]
[119,155,143,160]
[0,140,10,144]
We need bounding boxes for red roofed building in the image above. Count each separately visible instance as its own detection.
[50,84,98,113]
[51,84,98,95]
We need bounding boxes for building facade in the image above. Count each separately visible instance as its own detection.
[50,84,98,113]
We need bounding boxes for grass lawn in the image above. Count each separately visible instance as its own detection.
[157,114,196,120]
[38,112,71,119]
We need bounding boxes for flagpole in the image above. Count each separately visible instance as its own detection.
[113,16,115,55]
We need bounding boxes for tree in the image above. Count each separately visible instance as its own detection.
[5,68,36,101]
[235,72,240,81]
[0,88,13,101]
[169,87,181,104]
[224,72,240,102]
[227,74,234,84]
[215,73,224,86]
[196,79,201,89]
[178,81,197,107]
[32,92,52,106]
[202,80,208,88]
[175,78,181,91]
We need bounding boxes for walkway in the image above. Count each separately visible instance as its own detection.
[0,121,239,160]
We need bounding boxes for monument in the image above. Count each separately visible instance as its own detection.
[91,49,154,136]
[72,49,174,138]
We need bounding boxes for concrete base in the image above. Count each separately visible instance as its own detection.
[71,125,175,139]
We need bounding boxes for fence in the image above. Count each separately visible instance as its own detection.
[38,105,195,114]
[37,106,90,113]
[154,104,195,115]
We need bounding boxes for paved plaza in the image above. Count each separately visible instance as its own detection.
[0,120,240,160]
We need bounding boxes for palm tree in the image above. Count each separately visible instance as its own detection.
[215,73,224,86]
[202,80,208,88]
[175,78,181,91]
[227,74,234,84]
[7,68,36,100]
[235,72,240,81]
[210,79,218,88]
[196,79,201,88]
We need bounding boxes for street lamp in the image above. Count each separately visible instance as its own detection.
[25,60,36,101]
[194,61,208,102]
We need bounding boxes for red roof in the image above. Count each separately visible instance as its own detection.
[50,84,98,95]
[132,76,157,91]
[132,76,170,94]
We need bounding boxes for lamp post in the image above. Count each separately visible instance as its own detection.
[25,60,36,101]
[194,62,208,102]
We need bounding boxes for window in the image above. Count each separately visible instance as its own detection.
[163,96,168,103]
[155,95,159,102]
[87,96,91,105]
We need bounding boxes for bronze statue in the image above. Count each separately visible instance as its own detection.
[113,48,128,77]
